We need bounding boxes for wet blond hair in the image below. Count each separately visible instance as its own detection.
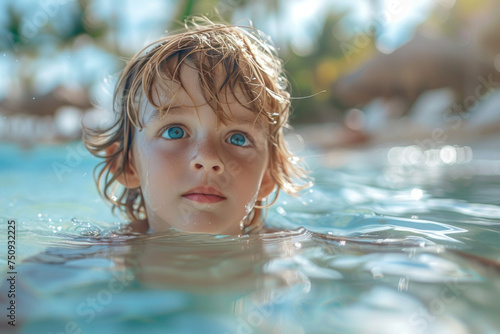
[83,17,310,231]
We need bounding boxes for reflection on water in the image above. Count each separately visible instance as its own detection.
[1,142,500,333]
[7,227,499,334]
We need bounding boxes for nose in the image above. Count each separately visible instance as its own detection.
[190,141,224,175]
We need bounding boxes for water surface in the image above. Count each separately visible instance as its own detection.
[1,141,499,333]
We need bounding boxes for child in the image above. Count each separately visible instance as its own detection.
[83,17,311,235]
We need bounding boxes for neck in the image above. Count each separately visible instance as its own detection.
[241,209,264,234]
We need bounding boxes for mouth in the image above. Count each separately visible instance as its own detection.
[182,186,226,203]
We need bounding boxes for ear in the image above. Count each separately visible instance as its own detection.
[106,142,141,189]
[257,168,276,200]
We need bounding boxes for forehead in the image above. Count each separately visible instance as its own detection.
[144,63,267,128]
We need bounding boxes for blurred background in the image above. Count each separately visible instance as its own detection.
[1,0,500,148]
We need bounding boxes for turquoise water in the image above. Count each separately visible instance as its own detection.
[1,141,500,333]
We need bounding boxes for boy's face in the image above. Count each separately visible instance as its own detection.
[126,64,275,234]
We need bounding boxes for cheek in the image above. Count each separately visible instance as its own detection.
[226,145,268,173]
[228,156,268,193]
[136,138,182,175]
[145,154,185,191]
[134,139,185,198]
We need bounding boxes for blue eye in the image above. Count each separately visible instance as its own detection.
[229,133,248,147]
[162,126,185,139]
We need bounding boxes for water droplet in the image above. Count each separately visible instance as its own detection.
[276,206,286,216]
[77,223,101,237]
[398,276,410,292]
[410,188,423,200]
[371,267,384,279]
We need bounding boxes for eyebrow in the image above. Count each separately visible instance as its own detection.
[146,106,185,123]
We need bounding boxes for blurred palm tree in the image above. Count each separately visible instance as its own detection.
[1,0,105,116]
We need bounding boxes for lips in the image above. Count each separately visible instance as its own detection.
[182,186,226,203]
